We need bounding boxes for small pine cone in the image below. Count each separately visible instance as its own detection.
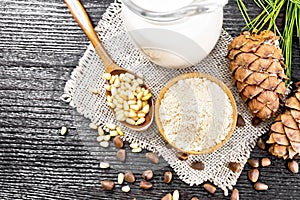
[227,31,288,124]
[267,85,300,159]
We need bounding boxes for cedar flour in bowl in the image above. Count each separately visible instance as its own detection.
[155,72,237,155]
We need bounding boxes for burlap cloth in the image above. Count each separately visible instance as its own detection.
[61,0,269,195]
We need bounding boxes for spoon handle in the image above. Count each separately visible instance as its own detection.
[64,0,115,69]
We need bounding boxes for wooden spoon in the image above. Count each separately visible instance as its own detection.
[64,0,154,131]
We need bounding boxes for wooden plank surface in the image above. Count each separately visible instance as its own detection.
[0,0,300,199]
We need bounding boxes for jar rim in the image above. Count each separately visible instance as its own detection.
[121,0,228,22]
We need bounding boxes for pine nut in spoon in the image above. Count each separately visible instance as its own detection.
[64,0,154,131]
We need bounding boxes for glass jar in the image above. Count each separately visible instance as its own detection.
[121,0,228,69]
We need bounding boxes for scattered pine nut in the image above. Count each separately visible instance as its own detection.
[60,126,67,135]
[98,127,105,136]
[130,143,139,149]
[89,122,98,130]
[116,126,124,136]
[288,160,299,173]
[132,147,143,153]
[261,158,271,167]
[121,185,131,193]
[118,173,125,184]
[254,182,268,191]
[99,162,110,169]
[203,183,216,194]
[99,141,109,148]
[105,123,117,130]
[172,190,180,200]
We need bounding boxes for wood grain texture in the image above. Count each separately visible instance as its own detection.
[0,0,300,199]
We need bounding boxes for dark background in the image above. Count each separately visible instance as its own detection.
[1,0,300,199]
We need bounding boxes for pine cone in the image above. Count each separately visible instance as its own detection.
[227,31,288,125]
[267,85,300,159]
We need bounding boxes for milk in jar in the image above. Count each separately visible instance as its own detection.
[121,0,228,69]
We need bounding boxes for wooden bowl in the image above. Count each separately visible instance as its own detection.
[155,72,237,155]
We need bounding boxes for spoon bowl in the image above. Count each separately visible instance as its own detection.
[65,0,154,131]
[105,65,154,131]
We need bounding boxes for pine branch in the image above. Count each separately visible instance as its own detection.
[236,0,300,84]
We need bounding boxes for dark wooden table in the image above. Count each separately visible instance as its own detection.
[1,0,300,199]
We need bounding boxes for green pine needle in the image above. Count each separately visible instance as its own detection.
[236,0,300,85]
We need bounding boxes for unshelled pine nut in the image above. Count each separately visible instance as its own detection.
[203,183,216,194]
[164,171,172,184]
[101,180,114,190]
[124,171,135,183]
[261,158,271,167]
[139,181,153,189]
[142,170,153,181]
[254,182,268,191]
[288,160,299,173]
[114,136,124,149]
[228,162,241,173]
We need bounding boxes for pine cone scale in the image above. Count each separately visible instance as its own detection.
[228,35,248,50]
[235,53,259,67]
[260,77,279,90]
[271,133,289,145]
[296,93,300,101]
[228,49,242,60]
[275,81,287,95]
[270,122,285,133]
[248,99,265,113]
[240,41,261,52]
[286,97,300,110]
[249,58,272,71]
[245,72,269,85]
[291,142,300,153]
[256,107,272,120]
[241,85,263,100]
[290,110,300,121]
[272,144,287,157]
[281,114,298,129]
[288,146,298,159]
[234,67,253,82]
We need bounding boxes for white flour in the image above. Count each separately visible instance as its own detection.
[159,77,233,152]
